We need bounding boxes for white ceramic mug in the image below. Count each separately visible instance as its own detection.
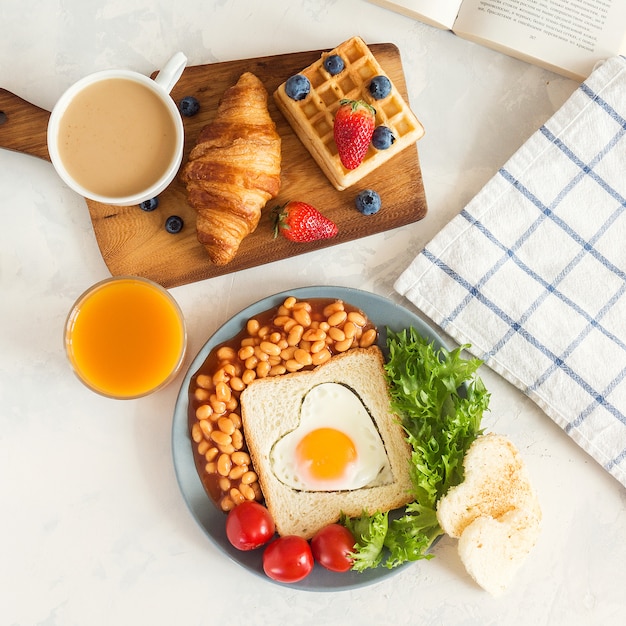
[47,51,187,206]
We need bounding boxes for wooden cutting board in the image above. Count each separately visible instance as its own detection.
[0,43,427,288]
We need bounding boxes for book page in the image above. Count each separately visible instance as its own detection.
[367,0,463,30]
[453,0,626,80]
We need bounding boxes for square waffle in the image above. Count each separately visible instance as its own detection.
[273,36,425,191]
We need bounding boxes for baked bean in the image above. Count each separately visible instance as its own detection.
[191,422,202,443]
[217,416,235,435]
[230,488,245,505]
[293,307,311,328]
[221,496,235,512]
[205,447,219,462]
[195,403,213,420]
[256,361,271,378]
[199,420,212,439]
[240,484,256,501]
[246,318,260,335]
[254,346,270,362]
[212,368,228,385]
[327,310,348,327]
[343,321,357,339]
[287,325,304,346]
[218,442,236,455]
[241,470,258,485]
[210,430,232,446]
[196,374,212,389]
[257,325,271,339]
[323,301,344,317]
[334,338,353,352]
[311,347,332,365]
[328,327,345,342]
[251,482,263,500]
[194,387,210,402]
[190,295,376,512]
[229,464,248,480]
[244,355,259,371]
[217,453,232,477]
[286,359,305,372]
[260,341,281,356]
[310,339,326,354]
[228,412,242,429]
[231,429,244,450]
[215,381,231,404]
[242,369,256,385]
[238,345,254,361]
[360,328,377,348]
[232,451,250,466]
[273,315,292,327]
[294,348,313,366]
[280,346,296,361]
[210,397,227,415]
[303,328,326,342]
[230,376,245,392]
[216,346,236,361]
[197,440,210,456]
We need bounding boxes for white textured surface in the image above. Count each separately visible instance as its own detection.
[0,2,623,625]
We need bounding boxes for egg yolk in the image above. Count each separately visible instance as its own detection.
[295,427,358,482]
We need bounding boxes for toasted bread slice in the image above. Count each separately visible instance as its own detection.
[240,346,413,539]
[437,433,541,595]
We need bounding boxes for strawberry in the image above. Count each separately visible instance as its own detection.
[272,201,338,243]
[333,99,376,170]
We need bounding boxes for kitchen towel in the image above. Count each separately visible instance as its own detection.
[395,55,626,488]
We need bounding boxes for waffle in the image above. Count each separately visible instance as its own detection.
[273,36,425,191]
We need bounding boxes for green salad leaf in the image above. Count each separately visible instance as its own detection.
[343,326,490,570]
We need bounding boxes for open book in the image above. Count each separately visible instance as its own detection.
[367,0,626,81]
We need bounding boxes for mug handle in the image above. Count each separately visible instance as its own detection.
[153,51,187,94]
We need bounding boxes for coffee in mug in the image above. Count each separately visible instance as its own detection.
[47,52,187,206]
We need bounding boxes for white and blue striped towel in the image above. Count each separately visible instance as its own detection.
[395,56,626,488]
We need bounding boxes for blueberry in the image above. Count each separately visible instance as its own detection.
[371,126,395,150]
[284,74,311,101]
[165,215,184,234]
[355,189,381,216]
[368,75,392,100]
[323,54,345,75]
[139,197,159,211]
[179,96,200,117]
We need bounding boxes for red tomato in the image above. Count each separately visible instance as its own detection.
[225,501,275,551]
[310,524,355,572]
[262,535,314,583]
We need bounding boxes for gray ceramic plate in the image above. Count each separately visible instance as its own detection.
[171,286,448,591]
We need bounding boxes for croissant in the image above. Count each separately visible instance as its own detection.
[181,72,282,265]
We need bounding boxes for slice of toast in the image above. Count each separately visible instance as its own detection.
[436,433,542,595]
[273,36,425,191]
[240,346,413,539]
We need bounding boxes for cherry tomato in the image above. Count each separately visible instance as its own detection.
[310,523,355,572]
[225,501,275,551]
[262,535,314,583]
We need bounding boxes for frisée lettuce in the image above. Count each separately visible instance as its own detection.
[342,327,490,571]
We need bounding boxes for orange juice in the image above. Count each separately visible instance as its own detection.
[65,277,186,399]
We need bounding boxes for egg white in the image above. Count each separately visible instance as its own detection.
[270,382,392,491]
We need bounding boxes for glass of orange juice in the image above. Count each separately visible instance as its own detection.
[64,276,187,399]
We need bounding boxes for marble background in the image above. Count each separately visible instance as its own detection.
[1,1,624,625]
